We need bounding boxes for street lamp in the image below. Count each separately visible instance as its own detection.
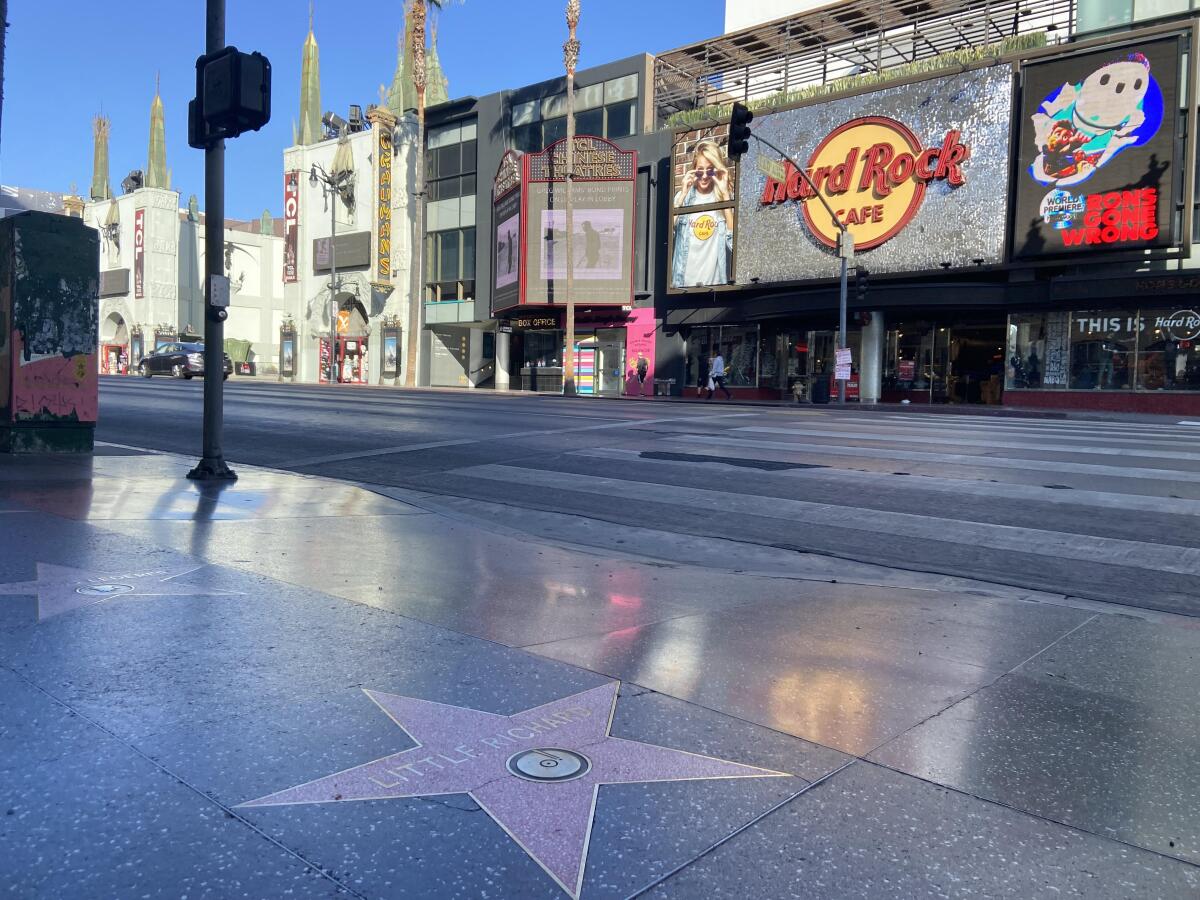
[310,161,351,385]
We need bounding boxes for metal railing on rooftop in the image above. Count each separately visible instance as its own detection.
[654,0,1076,125]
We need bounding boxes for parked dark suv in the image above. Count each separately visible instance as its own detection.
[138,342,233,380]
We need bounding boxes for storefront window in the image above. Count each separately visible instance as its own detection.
[1006,308,1200,393]
[1138,309,1200,391]
[1076,0,1133,33]
[759,331,779,386]
[721,325,759,387]
[522,330,562,368]
[886,323,935,391]
[1069,312,1136,390]
[1005,312,1071,390]
[684,325,760,389]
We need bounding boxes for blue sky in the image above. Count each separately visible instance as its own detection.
[2,1,725,220]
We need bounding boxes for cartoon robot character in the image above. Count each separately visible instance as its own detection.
[1030,52,1160,187]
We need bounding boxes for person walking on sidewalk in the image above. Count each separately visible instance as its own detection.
[707,352,732,400]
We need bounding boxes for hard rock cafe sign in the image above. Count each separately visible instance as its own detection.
[1160,309,1200,342]
[760,116,971,250]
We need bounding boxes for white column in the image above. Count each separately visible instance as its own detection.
[468,327,484,389]
[496,330,511,390]
[860,310,885,403]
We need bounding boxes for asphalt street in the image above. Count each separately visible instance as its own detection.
[4,379,1200,897]
[98,377,1200,616]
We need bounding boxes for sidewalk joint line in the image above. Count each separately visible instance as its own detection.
[626,760,858,898]
[0,663,372,900]
[862,614,1101,760]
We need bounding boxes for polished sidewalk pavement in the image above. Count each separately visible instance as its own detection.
[1,447,1198,898]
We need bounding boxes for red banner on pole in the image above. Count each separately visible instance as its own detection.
[133,208,145,299]
[284,171,299,283]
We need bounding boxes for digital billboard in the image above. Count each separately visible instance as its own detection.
[1012,35,1184,260]
[492,151,523,311]
[522,137,636,306]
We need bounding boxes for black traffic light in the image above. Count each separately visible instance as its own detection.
[189,46,272,149]
[856,267,869,304]
[728,102,754,159]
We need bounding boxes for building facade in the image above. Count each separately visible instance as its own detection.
[280,109,417,386]
[653,0,1200,414]
[420,54,671,395]
[86,13,425,384]
[85,0,1200,418]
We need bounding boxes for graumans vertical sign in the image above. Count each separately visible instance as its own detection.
[377,127,393,279]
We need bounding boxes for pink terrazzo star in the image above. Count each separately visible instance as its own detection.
[0,563,237,621]
[240,681,787,898]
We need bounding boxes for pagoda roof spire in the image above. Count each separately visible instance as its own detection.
[298,2,322,145]
[386,4,418,117]
[90,114,112,202]
[426,19,450,108]
[146,73,169,189]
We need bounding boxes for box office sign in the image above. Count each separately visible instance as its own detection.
[1012,35,1184,260]
[733,66,1013,284]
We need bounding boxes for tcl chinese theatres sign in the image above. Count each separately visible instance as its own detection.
[759,117,970,250]
[283,172,299,283]
[736,66,1012,282]
[133,208,145,298]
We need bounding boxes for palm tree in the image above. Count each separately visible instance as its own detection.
[561,0,580,396]
[0,0,8,152]
[404,0,455,388]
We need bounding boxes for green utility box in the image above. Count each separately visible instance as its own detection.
[0,212,100,452]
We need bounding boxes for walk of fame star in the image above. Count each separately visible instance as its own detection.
[0,563,238,621]
[240,681,788,898]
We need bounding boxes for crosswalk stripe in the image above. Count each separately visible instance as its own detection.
[569,447,1200,516]
[447,463,1200,576]
[878,415,1185,432]
[876,413,1193,434]
[665,434,1200,483]
[765,419,1200,443]
[733,426,1200,461]
[275,412,756,468]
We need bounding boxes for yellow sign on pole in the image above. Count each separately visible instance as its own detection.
[756,154,786,183]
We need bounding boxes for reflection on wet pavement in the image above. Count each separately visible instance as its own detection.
[2,449,1199,895]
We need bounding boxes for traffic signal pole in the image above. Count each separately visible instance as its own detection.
[188,0,236,480]
[732,116,853,405]
[184,2,270,479]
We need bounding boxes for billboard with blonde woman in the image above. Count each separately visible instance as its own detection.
[669,125,738,291]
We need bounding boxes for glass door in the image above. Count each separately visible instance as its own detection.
[809,331,836,379]
[930,326,952,402]
[594,336,626,396]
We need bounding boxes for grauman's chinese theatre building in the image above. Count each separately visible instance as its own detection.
[656,2,1200,414]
